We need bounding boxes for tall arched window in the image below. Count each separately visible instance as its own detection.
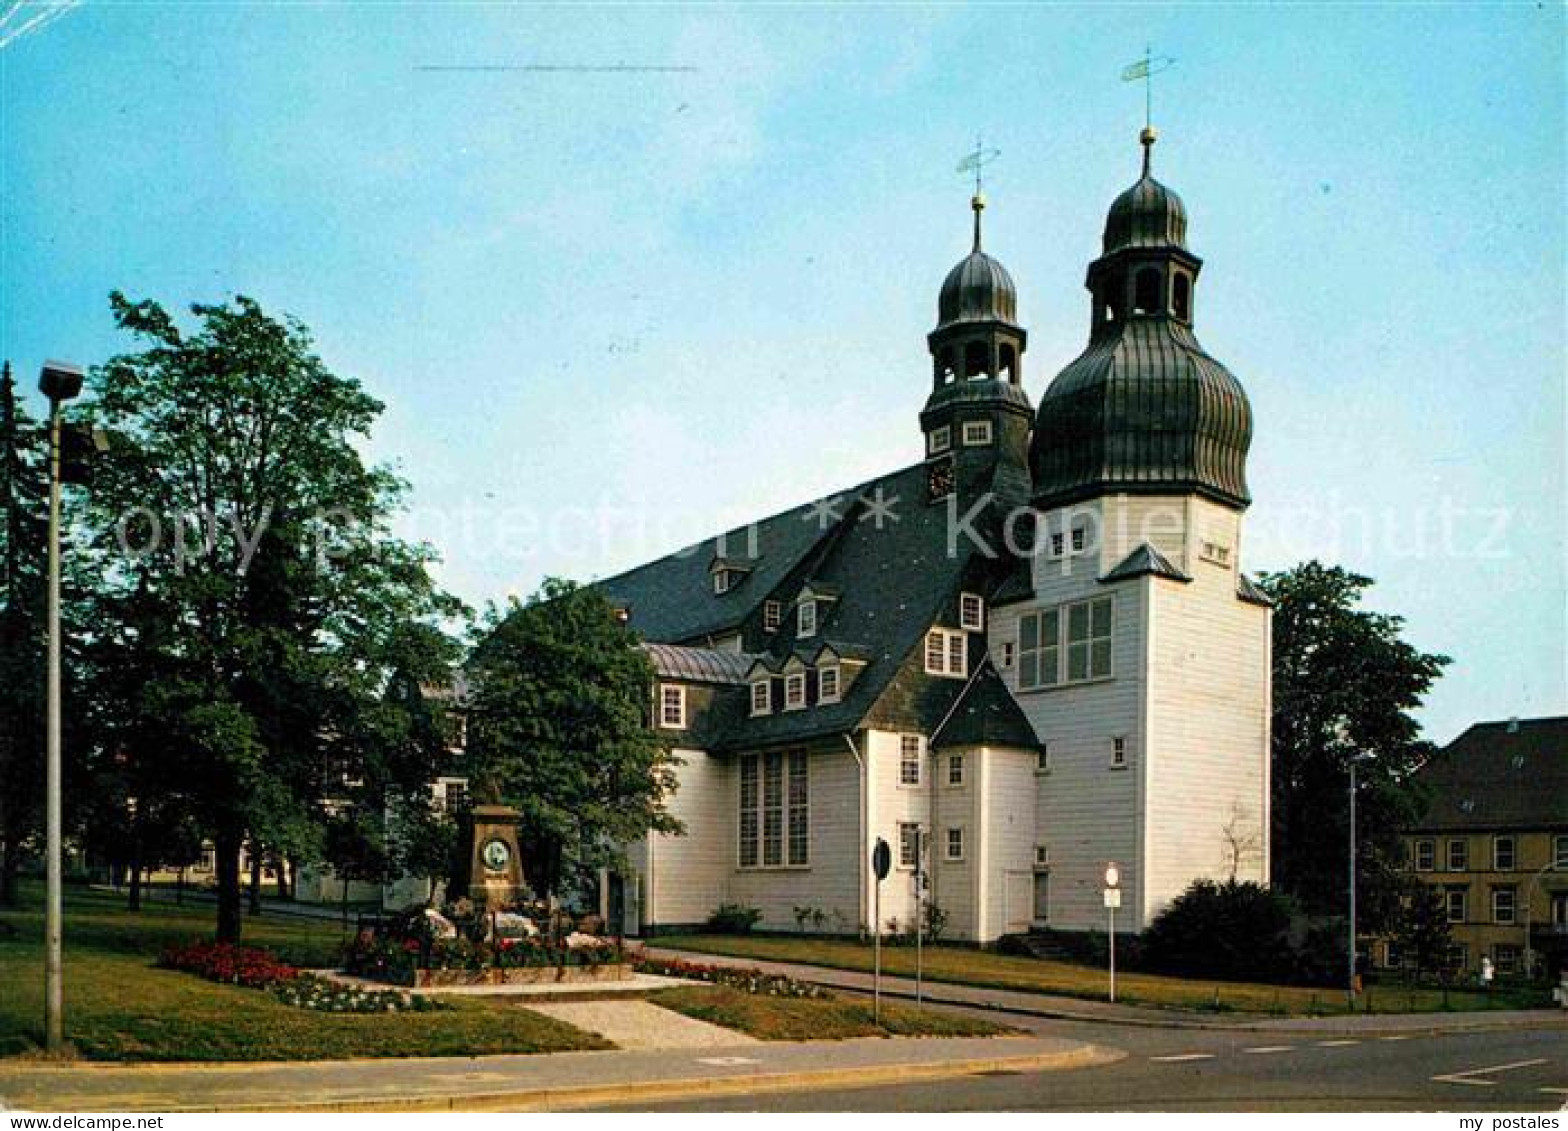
[935,347,956,385]
[998,343,1017,383]
[1133,268,1162,315]
[1172,273,1192,322]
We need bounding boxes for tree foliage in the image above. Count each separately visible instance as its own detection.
[467,578,680,898]
[1259,561,1449,925]
[82,293,464,939]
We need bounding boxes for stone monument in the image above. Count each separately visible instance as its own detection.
[467,803,525,906]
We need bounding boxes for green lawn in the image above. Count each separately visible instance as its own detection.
[658,935,1546,1016]
[0,884,608,1061]
[649,985,1008,1041]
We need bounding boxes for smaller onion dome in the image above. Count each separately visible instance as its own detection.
[1102,127,1188,253]
[936,193,1019,328]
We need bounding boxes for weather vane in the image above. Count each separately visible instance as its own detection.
[956,135,1001,198]
[1121,46,1177,131]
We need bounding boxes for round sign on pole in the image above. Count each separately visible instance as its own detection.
[872,838,892,881]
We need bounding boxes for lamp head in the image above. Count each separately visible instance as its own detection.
[1104,862,1120,889]
[38,360,84,402]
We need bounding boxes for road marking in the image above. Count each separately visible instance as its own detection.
[1317,1039,1360,1047]
[1432,1058,1549,1087]
[1149,1053,1215,1062]
[695,1056,761,1067]
[1242,1046,1295,1054]
[1379,1034,1411,1041]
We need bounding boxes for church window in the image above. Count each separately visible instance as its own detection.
[762,752,785,865]
[964,341,988,379]
[1020,597,1112,689]
[899,734,924,785]
[947,752,965,786]
[1172,272,1192,321]
[960,592,985,630]
[763,600,782,632]
[1133,267,1162,315]
[784,672,807,710]
[818,664,841,704]
[1111,736,1127,768]
[924,628,967,678]
[962,420,993,446]
[750,680,771,717]
[898,822,921,869]
[945,827,966,861]
[798,600,818,638]
[658,684,686,729]
[928,426,952,456]
[738,752,809,869]
[1200,540,1232,567]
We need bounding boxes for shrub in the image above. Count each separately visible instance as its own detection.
[159,941,298,989]
[706,903,763,935]
[1141,879,1297,983]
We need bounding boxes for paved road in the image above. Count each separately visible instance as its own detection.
[595,1003,1568,1112]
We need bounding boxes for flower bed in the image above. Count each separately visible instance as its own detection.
[633,953,830,999]
[342,904,628,988]
[160,941,446,1013]
[159,941,298,989]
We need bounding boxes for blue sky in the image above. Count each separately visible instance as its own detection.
[2,2,1563,744]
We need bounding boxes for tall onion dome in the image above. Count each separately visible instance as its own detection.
[1029,129,1252,511]
[922,192,1033,508]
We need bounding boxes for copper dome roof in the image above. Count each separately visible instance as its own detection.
[1103,172,1188,253]
[937,249,1018,328]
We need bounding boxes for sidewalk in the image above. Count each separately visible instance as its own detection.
[645,945,1568,1036]
[0,1035,1115,1112]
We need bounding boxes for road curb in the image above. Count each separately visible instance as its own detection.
[0,1044,1123,1113]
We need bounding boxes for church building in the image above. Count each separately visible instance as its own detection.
[597,129,1272,942]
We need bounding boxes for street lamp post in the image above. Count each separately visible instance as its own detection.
[1522,860,1563,980]
[1348,756,1358,1009]
[38,359,83,1056]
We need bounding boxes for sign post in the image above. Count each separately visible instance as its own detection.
[1103,862,1122,1004]
[914,827,925,1011]
[871,838,891,1023]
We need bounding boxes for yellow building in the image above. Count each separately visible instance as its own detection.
[1390,717,1567,979]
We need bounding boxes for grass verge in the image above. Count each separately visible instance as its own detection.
[649,985,1008,1040]
[656,935,1547,1016]
[0,884,608,1061]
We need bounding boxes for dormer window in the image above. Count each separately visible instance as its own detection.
[713,570,735,595]
[709,556,754,595]
[928,426,952,456]
[818,664,841,704]
[784,672,807,711]
[763,600,782,632]
[959,592,985,631]
[797,600,818,638]
[924,628,967,678]
[961,420,993,446]
[750,680,772,717]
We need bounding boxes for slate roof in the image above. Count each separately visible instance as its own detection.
[1102,542,1190,584]
[1236,574,1273,606]
[1409,717,1568,832]
[597,494,839,644]
[931,659,1040,751]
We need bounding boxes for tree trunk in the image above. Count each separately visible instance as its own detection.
[340,875,350,928]
[214,831,243,942]
[0,836,19,906]
[275,856,288,900]
[248,848,263,916]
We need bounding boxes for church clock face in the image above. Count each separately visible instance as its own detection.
[481,837,512,874]
[927,457,955,502]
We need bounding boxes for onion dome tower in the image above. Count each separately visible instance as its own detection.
[1029,128,1252,511]
[922,191,1033,508]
